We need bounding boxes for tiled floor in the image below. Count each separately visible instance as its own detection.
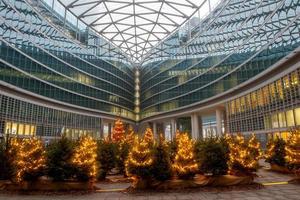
[0,161,299,200]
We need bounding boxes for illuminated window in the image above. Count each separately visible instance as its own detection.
[271,113,279,128]
[251,92,257,108]
[4,122,36,136]
[276,80,283,99]
[269,83,276,99]
[262,86,269,105]
[286,110,295,127]
[18,124,24,135]
[24,125,31,135]
[295,108,300,126]
[257,90,264,106]
[283,76,290,89]
[291,71,299,86]
[278,112,287,128]
[230,101,235,114]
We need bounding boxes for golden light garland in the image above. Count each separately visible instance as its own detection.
[285,129,300,166]
[265,141,275,161]
[125,127,135,145]
[172,132,198,177]
[226,133,262,174]
[125,129,154,177]
[8,137,46,183]
[144,128,154,143]
[71,136,98,179]
[111,119,125,143]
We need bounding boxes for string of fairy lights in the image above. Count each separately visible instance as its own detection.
[5,118,300,183]
[71,136,98,178]
[226,134,262,173]
[8,138,46,183]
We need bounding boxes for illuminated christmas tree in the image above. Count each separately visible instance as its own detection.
[172,132,198,179]
[111,119,125,143]
[71,136,98,181]
[285,129,300,174]
[125,127,135,145]
[144,128,154,143]
[125,134,154,179]
[8,138,46,183]
[226,134,261,175]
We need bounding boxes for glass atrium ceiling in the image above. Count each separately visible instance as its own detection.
[58,0,221,63]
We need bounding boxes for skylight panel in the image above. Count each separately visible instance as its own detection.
[59,0,221,63]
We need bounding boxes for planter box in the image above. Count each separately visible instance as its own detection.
[270,164,292,174]
[131,175,254,190]
[2,180,98,191]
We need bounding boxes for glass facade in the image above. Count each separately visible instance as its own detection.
[140,0,300,119]
[0,0,299,139]
[226,69,300,133]
[0,93,101,138]
[0,0,135,120]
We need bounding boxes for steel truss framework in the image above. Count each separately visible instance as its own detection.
[58,0,214,63]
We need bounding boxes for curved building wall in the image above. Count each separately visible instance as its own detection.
[140,0,300,120]
[0,0,136,122]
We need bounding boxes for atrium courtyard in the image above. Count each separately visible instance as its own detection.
[0,0,300,199]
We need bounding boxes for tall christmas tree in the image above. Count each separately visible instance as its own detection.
[285,129,300,174]
[8,138,46,183]
[144,128,154,144]
[125,134,154,179]
[152,134,172,181]
[111,119,125,142]
[226,134,261,175]
[71,136,98,181]
[172,132,198,179]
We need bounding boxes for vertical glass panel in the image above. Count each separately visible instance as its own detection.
[11,123,18,135]
[24,125,31,135]
[295,108,300,126]
[278,112,286,128]
[286,110,295,127]
[271,113,279,128]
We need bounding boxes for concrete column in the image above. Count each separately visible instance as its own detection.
[153,122,158,139]
[170,118,177,139]
[191,113,199,139]
[216,109,223,136]
[108,122,112,140]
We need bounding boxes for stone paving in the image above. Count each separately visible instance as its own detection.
[0,161,299,200]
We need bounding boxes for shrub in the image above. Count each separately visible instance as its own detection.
[0,139,11,180]
[71,136,98,182]
[194,137,229,176]
[115,141,130,175]
[46,137,76,181]
[7,138,46,183]
[97,139,116,180]
[152,135,172,181]
[265,137,286,167]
